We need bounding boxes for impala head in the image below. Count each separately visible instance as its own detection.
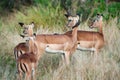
[26,33,38,54]
[65,14,80,29]
[89,14,103,28]
[19,22,34,37]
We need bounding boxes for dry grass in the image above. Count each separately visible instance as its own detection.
[0,17,120,80]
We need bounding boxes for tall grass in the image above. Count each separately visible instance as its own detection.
[16,3,66,30]
[0,3,120,80]
[0,17,120,80]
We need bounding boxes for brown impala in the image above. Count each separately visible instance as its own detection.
[14,22,34,60]
[17,35,39,80]
[16,14,80,65]
[65,14,104,55]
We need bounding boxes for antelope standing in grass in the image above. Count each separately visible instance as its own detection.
[19,14,80,65]
[17,34,39,80]
[65,14,104,55]
[14,22,34,60]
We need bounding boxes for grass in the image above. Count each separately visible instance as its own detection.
[0,4,120,80]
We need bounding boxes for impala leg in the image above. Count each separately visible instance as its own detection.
[32,67,36,80]
[61,53,65,63]
[90,50,94,57]
[64,51,70,65]
[25,72,31,80]
[17,63,22,80]
[32,70,35,80]
[93,49,99,64]
[18,72,22,80]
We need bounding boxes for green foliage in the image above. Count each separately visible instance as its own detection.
[15,3,65,30]
[94,0,106,13]
[34,0,50,6]
[0,19,2,34]
[61,0,120,22]
[0,0,13,9]
[0,0,120,23]
[108,2,120,17]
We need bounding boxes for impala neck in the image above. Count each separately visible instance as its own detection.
[28,29,34,36]
[72,21,80,41]
[72,20,80,29]
[29,39,40,60]
[72,27,78,42]
[98,21,103,34]
[29,39,35,53]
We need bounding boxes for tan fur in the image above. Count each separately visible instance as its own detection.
[14,22,34,60]
[17,36,39,80]
[27,27,78,65]
[14,43,29,60]
[65,14,104,54]
[19,15,80,65]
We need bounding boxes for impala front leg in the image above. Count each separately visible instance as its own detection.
[32,69,36,80]
[61,53,65,63]
[64,51,70,65]
[32,63,38,80]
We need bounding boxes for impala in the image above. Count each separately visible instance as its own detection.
[65,14,104,55]
[19,14,80,65]
[17,34,39,80]
[14,22,34,60]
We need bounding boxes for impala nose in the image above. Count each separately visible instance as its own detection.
[89,26,93,29]
[89,23,94,29]
[23,30,27,34]
[66,23,70,27]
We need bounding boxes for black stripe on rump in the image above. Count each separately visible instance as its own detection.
[20,63,25,73]
[23,63,28,73]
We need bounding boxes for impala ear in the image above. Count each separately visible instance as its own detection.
[20,34,25,38]
[64,14,69,18]
[76,15,80,20]
[96,14,103,21]
[32,33,36,40]
[31,22,34,24]
[101,14,103,17]
[97,13,100,16]
[33,33,36,36]
[76,13,80,17]
[97,13,103,17]
[19,22,24,27]
[31,22,34,28]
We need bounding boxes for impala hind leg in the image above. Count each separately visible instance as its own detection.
[32,65,37,80]
[61,53,65,63]
[17,63,23,80]
[18,72,22,80]
[32,70,36,80]
[25,72,31,80]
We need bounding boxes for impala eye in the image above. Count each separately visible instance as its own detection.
[96,18,99,22]
[68,20,72,22]
[25,27,28,29]
[93,20,95,22]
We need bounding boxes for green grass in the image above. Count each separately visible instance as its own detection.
[15,4,66,30]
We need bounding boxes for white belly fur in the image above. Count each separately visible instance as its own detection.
[45,44,64,54]
[77,41,96,51]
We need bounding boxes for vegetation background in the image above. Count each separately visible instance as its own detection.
[0,0,120,80]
